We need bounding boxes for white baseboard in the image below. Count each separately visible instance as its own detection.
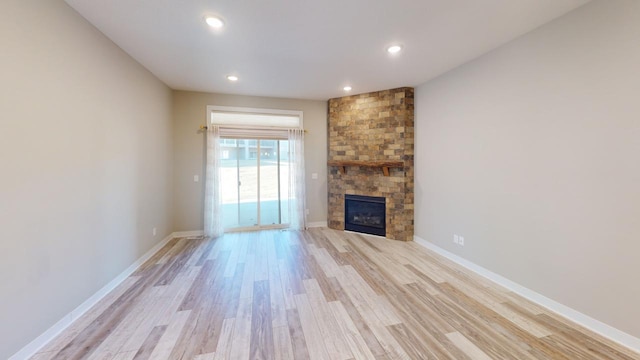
[413,235,640,354]
[307,221,328,228]
[10,232,178,360]
[172,230,205,238]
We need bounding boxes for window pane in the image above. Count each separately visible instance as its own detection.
[260,140,281,225]
[238,142,258,227]
[220,141,239,229]
[279,140,290,225]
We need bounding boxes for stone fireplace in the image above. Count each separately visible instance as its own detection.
[327,87,414,241]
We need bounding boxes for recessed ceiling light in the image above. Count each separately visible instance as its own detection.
[387,45,403,54]
[205,16,225,29]
[227,75,239,82]
[343,86,352,92]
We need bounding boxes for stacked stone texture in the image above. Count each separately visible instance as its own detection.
[327,87,414,241]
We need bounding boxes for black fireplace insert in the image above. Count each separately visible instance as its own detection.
[344,194,386,236]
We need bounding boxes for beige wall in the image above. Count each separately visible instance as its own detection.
[0,1,173,358]
[172,91,327,231]
[415,0,640,338]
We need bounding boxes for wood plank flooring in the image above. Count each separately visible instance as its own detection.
[31,228,639,360]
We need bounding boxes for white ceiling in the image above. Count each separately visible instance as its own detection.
[65,0,590,100]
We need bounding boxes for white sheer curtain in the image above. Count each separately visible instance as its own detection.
[288,129,307,230]
[204,125,223,238]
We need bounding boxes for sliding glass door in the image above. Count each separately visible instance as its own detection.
[220,138,289,231]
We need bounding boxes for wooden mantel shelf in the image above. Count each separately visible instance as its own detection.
[327,160,404,176]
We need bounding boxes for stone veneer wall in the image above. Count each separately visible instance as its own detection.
[327,87,414,241]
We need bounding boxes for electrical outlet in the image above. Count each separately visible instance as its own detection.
[194,175,199,182]
[153,227,157,236]
[305,209,310,215]
[453,234,459,244]
[459,236,464,246]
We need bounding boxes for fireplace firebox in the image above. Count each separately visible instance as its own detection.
[344,194,386,236]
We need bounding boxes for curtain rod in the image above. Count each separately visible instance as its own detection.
[199,125,307,133]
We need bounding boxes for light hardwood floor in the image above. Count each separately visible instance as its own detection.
[31,228,639,360]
